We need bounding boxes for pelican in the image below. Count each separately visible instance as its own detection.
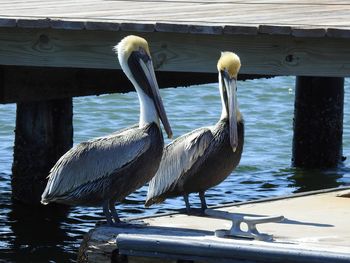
[145,52,244,213]
[41,35,172,225]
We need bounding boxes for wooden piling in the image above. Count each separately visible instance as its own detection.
[292,76,344,168]
[12,98,73,204]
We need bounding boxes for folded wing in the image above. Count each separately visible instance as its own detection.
[42,127,150,202]
[146,127,213,206]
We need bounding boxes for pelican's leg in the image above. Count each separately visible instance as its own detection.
[199,191,207,213]
[183,194,191,214]
[103,201,114,225]
[109,199,120,224]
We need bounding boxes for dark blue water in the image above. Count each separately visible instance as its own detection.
[0,77,349,262]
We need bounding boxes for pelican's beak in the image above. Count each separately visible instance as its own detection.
[129,49,173,138]
[222,71,238,152]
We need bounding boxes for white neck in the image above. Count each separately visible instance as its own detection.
[118,54,159,128]
[136,88,159,127]
[218,73,242,122]
[219,73,228,120]
[220,102,228,120]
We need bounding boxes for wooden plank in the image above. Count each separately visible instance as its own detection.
[85,21,119,31]
[155,22,189,33]
[189,24,223,35]
[0,27,350,77]
[50,19,85,30]
[0,0,350,37]
[292,28,327,38]
[223,25,258,35]
[120,22,155,32]
[17,18,50,28]
[327,28,350,38]
[259,25,292,35]
[0,18,16,27]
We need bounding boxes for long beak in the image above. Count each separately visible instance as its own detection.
[140,57,173,139]
[223,73,238,152]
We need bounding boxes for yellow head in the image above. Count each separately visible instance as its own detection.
[115,35,151,62]
[217,52,241,79]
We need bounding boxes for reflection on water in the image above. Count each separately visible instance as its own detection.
[289,167,348,193]
[0,77,349,262]
[7,203,72,263]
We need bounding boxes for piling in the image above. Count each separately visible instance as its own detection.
[12,98,73,204]
[292,76,344,168]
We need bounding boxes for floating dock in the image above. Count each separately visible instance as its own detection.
[78,187,350,263]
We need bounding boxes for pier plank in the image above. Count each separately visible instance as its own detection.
[0,18,16,27]
[50,19,85,30]
[85,21,120,31]
[155,22,189,33]
[0,1,350,77]
[17,18,50,28]
[0,27,350,77]
[1,1,350,33]
[223,25,258,35]
[292,28,327,38]
[120,22,155,32]
[327,28,350,38]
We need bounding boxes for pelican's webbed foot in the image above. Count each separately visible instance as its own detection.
[109,199,120,224]
[102,200,122,226]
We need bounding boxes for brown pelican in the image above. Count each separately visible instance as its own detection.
[145,52,244,213]
[41,35,172,225]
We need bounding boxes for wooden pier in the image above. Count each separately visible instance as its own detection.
[78,187,350,263]
[0,1,349,203]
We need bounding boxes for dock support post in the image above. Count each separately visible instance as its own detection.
[292,76,344,168]
[12,98,73,204]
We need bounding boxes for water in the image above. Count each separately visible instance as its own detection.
[0,76,349,262]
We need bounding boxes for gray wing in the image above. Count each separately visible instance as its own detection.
[42,126,150,202]
[146,127,213,203]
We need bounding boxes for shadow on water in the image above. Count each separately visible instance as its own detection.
[1,196,75,263]
[288,167,346,193]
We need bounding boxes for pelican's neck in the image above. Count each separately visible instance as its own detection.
[137,88,160,128]
[220,102,228,120]
[219,73,228,120]
[218,73,242,122]
[118,56,160,128]
[219,99,242,122]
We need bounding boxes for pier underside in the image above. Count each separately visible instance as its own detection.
[0,66,271,103]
